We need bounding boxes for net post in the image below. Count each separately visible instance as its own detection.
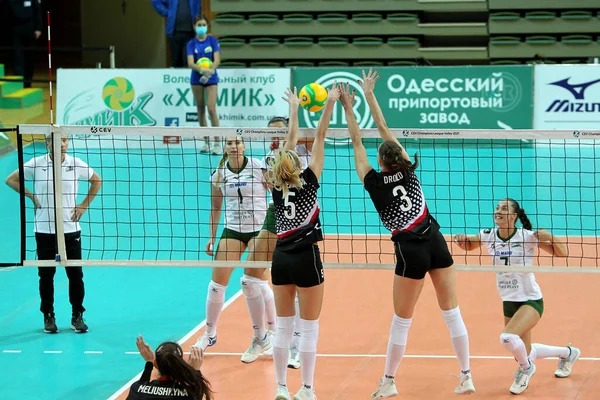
[16,126,26,267]
[51,129,67,266]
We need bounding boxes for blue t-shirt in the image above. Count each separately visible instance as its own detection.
[187,35,220,85]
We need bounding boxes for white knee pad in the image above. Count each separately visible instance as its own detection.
[259,280,274,301]
[207,280,226,303]
[389,314,412,346]
[298,318,319,353]
[442,306,468,338]
[273,316,294,349]
[500,333,521,352]
[241,275,262,299]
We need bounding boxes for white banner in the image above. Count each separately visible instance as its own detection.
[534,65,600,129]
[56,68,291,147]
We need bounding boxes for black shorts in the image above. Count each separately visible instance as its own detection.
[271,244,324,288]
[394,230,453,280]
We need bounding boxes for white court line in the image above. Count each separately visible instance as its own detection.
[107,290,243,400]
[204,352,600,361]
[2,350,21,353]
[43,350,62,354]
[84,351,103,354]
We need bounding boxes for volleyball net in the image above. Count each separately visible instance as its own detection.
[12,123,600,273]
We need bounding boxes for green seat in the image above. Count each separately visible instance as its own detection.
[353,37,384,46]
[284,37,314,46]
[490,59,521,65]
[219,37,246,47]
[317,13,348,22]
[354,60,384,66]
[525,35,556,44]
[489,12,520,21]
[283,13,313,22]
[561,11,592,20]
[250,61,281,67]
[388,60,418,66]
[219,60,247,68]
[352,13,383,22]
[562,35,593,44]
[387,13,418,22]
[249,37,280,46]
[248,14,279,23]
[490,36,521,45]
[527,59,556,64]
[562,59,585,64]
[214,13,245,23]
[284,61,315,67]
[524,11,556,21]
[318,36,349,46]
[388,37,419,46]
[319,60,350,66]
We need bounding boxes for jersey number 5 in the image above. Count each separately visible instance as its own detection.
[392,185,413,211]
[284,192,296,219]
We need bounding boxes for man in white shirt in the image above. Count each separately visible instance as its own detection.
[5,134,102,333]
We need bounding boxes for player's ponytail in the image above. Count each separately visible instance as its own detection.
[154,342,213,400]
[270,150,303,197]
[506,198,533,230]
[378,140,419,175]
[214,152,228,186]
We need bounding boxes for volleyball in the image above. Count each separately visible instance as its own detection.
[102,77,135,111]
[300,83,328,112]
[196,57,213,69]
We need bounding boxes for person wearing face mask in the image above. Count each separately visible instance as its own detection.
[454,198,579,395]
[187,14,221,155]
[151,0,201,68]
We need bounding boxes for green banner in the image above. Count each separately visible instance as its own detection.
[292,66,533,143]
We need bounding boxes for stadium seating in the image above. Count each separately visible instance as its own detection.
[209,0,600,66]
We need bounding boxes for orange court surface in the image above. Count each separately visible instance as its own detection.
[115,238,600,400]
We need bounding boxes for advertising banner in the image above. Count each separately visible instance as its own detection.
[534,65,600,130]
[292,66,533,144]
[56,68,291,147]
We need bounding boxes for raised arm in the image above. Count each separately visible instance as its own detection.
[359,68,410,162]
[453,233,483,251]
[282,87,300,151]
[308,82,340,180]
[534,229,569,257]
[340,82,373,183]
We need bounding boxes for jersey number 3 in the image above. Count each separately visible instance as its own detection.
[284,192,296,219]
[392,185,413,211]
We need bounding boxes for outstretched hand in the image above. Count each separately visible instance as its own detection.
[283,86,301,107]
[326,80,340,103]
[358,68,381,94]
[136,335,155,362]
[339,82,356,110]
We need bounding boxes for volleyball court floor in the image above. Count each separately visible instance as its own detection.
[0,142,599,399]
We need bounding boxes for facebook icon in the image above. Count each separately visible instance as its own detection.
[165,118,179,127]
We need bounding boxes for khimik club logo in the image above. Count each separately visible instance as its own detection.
[300,71,374,146]
[63,77,157,127]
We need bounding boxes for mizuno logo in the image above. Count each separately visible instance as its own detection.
[549,77,600,100]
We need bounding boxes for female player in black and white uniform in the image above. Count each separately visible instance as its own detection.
[247,116,314,369]
[340,70,475,398]
[454,198,579,395]
[193,136,273,364]
[270,84,339,400]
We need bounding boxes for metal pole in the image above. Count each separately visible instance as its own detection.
[110,45,116,68]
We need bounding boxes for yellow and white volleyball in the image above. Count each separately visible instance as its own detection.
[196,57,213,69]
[299,83,328,112]
[102,77,135,111]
